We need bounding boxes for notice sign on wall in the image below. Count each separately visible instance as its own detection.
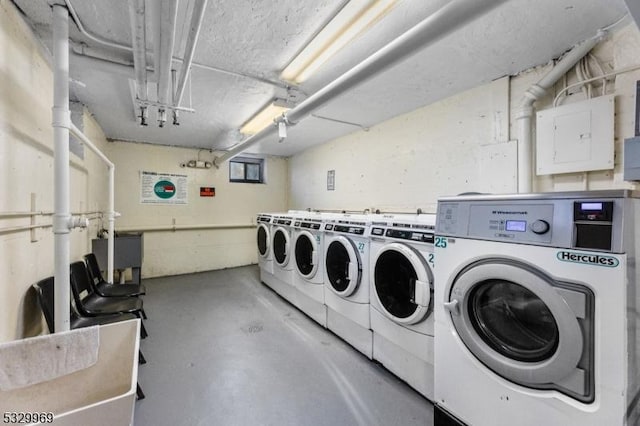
[200,187,215,197]
[140,171,188,204]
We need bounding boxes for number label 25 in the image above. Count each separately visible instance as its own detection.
[435,237,447,248]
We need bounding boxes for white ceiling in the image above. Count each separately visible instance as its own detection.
[14,0,629,157]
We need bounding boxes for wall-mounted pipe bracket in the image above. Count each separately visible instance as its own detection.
[51,106,71,129]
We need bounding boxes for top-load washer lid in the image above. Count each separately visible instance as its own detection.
[325,236,361,296]
[257,223,270,257]
[272,227,291,266]
[445,258,594,403]
[295,230,318,278]
[373,242,432,325]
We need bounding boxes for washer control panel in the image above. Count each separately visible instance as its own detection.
[438,204,554,243]
[436,193,628,252]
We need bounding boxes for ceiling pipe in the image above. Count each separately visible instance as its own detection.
[128,0,149,126]
[70,46,136,78]
[515,29,606,193]
[173,0,208,125]
[214,0,508,166]
[52,3,72,333]
[64,0,289,90]
[153,0,179,127]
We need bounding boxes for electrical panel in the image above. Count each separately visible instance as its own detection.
[536,94,614,176]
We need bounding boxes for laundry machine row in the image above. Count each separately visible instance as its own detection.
[433,191,640,426]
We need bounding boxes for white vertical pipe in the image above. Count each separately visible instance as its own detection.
[515,32,604,193]
[174,0,208,107]
[52,4,71,332]
[108,166,115,284]
[68,124,116,284]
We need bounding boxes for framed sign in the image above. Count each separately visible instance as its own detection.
[140,171,188,204]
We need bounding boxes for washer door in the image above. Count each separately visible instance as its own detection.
[257,224,270,258]
[272,227,290,266]
[295,231,318,279]
[445,259,593,402]
[325,236,361,297]
[373,243,432,325]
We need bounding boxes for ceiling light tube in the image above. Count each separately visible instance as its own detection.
[281,0,398,84]
[240,100,291,135]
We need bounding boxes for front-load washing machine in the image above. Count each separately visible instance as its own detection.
[257,213,275,278]
[291,211,327,326]
[270,212,298,304]
[369,213,436,400]
[324,213,373,358]
[433,191,640,426]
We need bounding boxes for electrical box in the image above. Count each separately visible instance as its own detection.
[624,137,640,181]
[536,94,614,175]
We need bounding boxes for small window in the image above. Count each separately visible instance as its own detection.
[229,157,264,183]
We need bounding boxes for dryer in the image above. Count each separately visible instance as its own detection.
[324,213,373,358]
[434,191,640,426]
[270,213,298,304]
[369,213,436,400]
[291,211,328,326]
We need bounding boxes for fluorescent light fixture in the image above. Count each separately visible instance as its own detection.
[281,0,398,84]
[240,100,291,135]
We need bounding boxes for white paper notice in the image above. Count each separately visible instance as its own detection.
[140,171,188,204]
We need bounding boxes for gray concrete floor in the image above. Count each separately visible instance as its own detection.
[134,265,433,426]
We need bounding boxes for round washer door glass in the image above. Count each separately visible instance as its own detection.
[295,233,316,276]
[375,249,423,319]
[273,229,288,265]
[469,280,559,362]
[447,260,586,387]
[257,225,269,257]
[325,237,360,295]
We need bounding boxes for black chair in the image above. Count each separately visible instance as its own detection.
[84,254,147,320]
[69,261,148,339]
[33,277,146,399]
[84,253,146,297]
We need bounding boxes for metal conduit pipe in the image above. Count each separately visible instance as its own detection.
[515,30,606,193]
[117,223,254,233]
[128,0,149,125]
[155,0,179,126]
[173,0,208,113]
[70,49,136,78]
[214,0,508,165]
[65,0,288,89]
[52,4,71,332]
[68,124,117,285]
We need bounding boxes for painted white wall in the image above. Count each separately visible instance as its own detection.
[288,23,640,212]
[289,77,513,214]
[0,0,111,342]
[103,142,288,278]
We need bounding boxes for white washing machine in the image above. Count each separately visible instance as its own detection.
[256,213,275,278]
[270,212,298,304]
[433,191,640,426]
[324,213,373,358]
[291,211,327,326]
[369,213,437,400]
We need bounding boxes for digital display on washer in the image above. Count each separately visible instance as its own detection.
[505,220,527,232]
[581,202,603,210]
[371,228,384,236]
